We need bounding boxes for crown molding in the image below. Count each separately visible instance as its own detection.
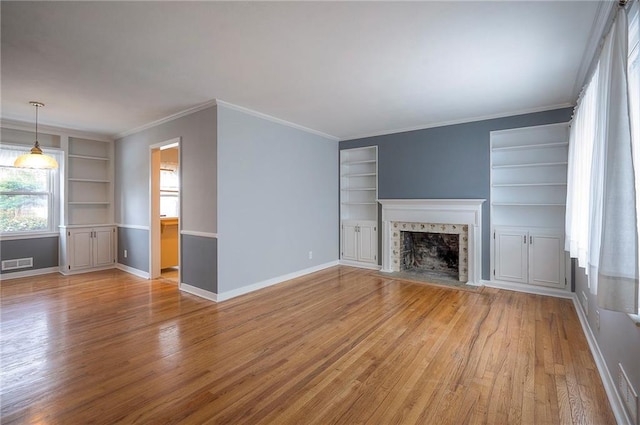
[341,103,574,142]
[215,99,339,141]
[1,119,113,142]
[115,100,218,140]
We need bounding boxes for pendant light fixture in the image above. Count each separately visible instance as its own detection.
[13,101,59,169]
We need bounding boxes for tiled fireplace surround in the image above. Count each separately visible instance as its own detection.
[379,199,485,286]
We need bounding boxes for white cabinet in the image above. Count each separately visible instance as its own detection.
[490,122,569,290]
[62,226,115,273]
[341,220,377,265]
[340,146,379,268]
[494,227,565,288]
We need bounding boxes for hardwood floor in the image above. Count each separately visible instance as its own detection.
[1,266,615,424]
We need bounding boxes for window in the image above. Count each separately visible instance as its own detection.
[160,164,179,218]
[565,4,640,316]
[0,144,60,234]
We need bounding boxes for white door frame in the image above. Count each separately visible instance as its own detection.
[149,137,181,280]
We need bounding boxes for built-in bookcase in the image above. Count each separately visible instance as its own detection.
[340,146,378,221]
[340,146,379,268]
[65,137,114,226]
[490,122,569,289]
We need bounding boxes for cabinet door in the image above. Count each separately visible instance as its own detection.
[94,228,114,267]
[69,229,93,270]
[495,229,528,283]
[341,223,358,261]
[529,232,564,288]
[357,223,377,264]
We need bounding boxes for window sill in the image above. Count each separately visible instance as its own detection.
[0,231,59,241]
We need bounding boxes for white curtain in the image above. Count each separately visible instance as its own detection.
[565,68,599,270]
[566,6,639,314]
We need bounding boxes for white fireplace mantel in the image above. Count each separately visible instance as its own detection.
[379,199,485,285]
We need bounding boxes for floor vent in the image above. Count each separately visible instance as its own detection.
[2,257,34,271]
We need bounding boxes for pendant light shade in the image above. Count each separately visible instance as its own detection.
[14,101,58,169]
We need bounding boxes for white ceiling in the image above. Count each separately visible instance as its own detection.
[1,1,603,141]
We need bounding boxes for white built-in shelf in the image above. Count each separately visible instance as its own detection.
[341,172,377,177]
[65,136,114,228]
[492,202,566,207]
[68,178,110,183]
[492,161,567,169]
[491,142,568,152]
[67,154,109,161]
[341,159,377,165]
[340,146,378,222]
[492,183,567,187]
[342,202,377,205]
[68,201,111,205]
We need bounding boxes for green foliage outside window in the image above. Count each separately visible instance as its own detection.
[0,167,49,232]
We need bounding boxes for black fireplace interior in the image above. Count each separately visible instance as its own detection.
[400,232,459,279]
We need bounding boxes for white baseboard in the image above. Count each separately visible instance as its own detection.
[180,282,218,302]
[339,259,381,270]
[482,279,573,299]
[216,260,339,302]
[116,263,150,279]
[571,294,631,425]
[0,267,59,281]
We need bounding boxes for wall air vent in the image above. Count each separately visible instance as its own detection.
[2,257,33,271]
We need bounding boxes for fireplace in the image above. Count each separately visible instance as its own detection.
[379,199,484,285]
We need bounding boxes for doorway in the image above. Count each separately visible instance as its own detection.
[149,138,181,282]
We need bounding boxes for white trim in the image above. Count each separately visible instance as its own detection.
[180,230,218,239]
[482,279,572,299]
[180,282,218,302]
[0,232,59,241]
[0,267,59,281]
[216,99,339,141]
[571,294,632,425]
[1,118,113,142]
[341,104,573,141]
[115,263,150,279]
[59,265,115,276]
[115,223,150,231]
[115,101,217,139]
[61,224,117,229]
[216,261,339,302]
[339,259,381,270]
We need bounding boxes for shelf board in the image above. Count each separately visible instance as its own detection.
[68,202,111,205]
[68,178,110,183]
[341,202,377,205]
[341,173,377,177]
[492,183,567,187]
[492,202,565,206]
[342,187,377,191]
[341,159,377,165]
[492,162,567,169]
[68,154,109,161]
[491,142,568,152]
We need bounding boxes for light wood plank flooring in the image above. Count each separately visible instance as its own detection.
[1,266,615,424]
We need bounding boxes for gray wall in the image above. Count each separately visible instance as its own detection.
[182,234,217,293]
[0,236,59,274]
[340,108,573,280]
[217,105,339,294]
[117,227,149,272]
[574,266,640,419]
[115,106,217,289]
